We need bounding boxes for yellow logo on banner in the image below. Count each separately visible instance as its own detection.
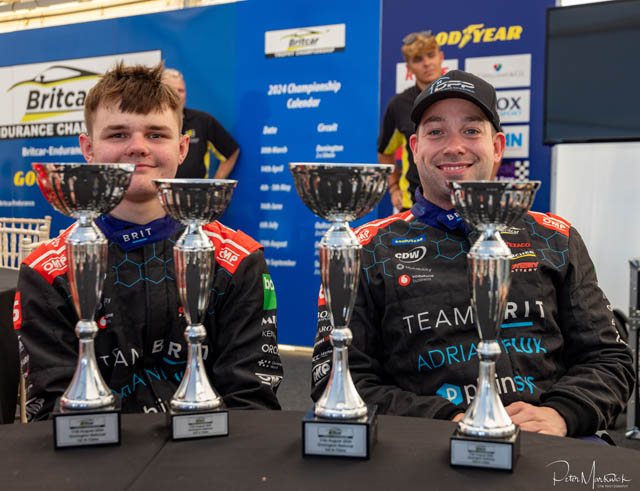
[435,24,523,49]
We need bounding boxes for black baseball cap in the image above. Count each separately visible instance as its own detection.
[410,70,502,132]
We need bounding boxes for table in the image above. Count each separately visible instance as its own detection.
[0,267,19,424]
[0,411,637,490]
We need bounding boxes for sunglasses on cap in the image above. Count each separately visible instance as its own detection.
[402,30,433,45]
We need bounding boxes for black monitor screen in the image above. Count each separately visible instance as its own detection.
[545,0,640,144]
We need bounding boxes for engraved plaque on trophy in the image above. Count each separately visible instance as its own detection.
[154,178,237,440]
[289,162,393,459]
[447,180,540,471]
[32,162,134,449]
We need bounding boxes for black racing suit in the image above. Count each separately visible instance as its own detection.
[176,107,239,179]
[311,192,634,437]
[15,214,282,421]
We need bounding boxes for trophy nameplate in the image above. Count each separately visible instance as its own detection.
[302,405,378,459]
[450,427,520,471]
[52,396,122,449]
[169,408,229,440]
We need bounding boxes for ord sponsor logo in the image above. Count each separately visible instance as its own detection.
[465,53,531,89]
[437,374,536,406]
[392,235,425,246]
[0,51,160,139]
[394,246,427,263]
[261,343,279,355]
[312,361,331,383]
[434,24,523,49]
[265,24,345,58]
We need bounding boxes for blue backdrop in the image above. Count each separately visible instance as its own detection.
[0,0,553,346]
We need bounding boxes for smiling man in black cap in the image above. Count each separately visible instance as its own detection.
[311,70,634,439]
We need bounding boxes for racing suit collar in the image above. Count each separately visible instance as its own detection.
[410,187,470,235]
[95,214,182,251]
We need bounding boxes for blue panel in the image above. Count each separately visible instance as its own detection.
[381,0,554,212]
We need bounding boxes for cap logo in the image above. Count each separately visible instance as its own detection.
[430,77,475,95]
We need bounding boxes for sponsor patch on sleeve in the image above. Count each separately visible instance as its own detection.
[529,212,570,237]
[263,273,277,310]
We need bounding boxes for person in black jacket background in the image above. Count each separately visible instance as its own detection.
[162,68,240,180]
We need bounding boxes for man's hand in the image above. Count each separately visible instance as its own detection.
[505,401,567,436]
[390,188,403,210]
[451,413,464,423]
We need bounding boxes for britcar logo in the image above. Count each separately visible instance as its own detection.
[8,66,99,124]
[0,50,160,140]
[394,246,427,263]
[265,24,345,58]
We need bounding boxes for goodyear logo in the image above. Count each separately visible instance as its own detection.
[263,273,277,310]
[435,24,523,49]
[392,235,425,246]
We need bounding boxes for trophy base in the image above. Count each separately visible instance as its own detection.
[168,407,229,441]
[450,426,520,471]
[302,405,378,459]
[52,396,121,450]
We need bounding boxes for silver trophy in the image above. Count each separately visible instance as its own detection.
[32,162,134,448]
[448,180,540,470]
[290,162,393,458]
[154,178,237,440]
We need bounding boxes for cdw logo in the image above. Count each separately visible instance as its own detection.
[394,246,426,263]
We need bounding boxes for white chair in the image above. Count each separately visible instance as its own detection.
[0,216,52,269]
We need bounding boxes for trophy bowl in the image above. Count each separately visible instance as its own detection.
[32,163,135,220]
[289,163,393,222]
[154,178,237,225]
[448,180,540,231]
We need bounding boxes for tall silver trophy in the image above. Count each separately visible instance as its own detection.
[290,162,393,459]
[154,178,237,440]
[32,162,134,449]
[447,180,540,471]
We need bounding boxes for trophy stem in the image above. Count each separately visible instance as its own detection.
[170,324,222,411]
[457,341,515,437]
[170,220,222,412]
[61,217,114,411]
[61,321,115,410]
[315,221,367,419]
[315,326,367,419]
